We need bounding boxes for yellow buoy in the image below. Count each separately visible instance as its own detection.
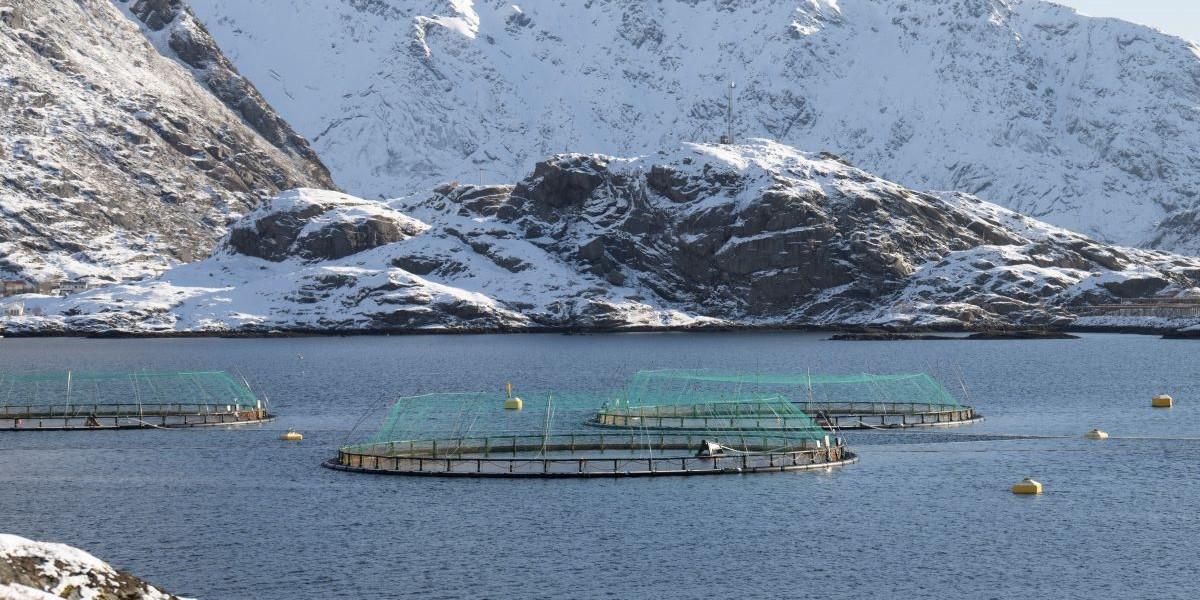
[1083,428,1109,440]
[280,429,303,442]
[1011,477,1043,495]
[503,382,522,410]
[1152,394,1173,408]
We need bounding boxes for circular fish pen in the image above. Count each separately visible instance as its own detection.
[327,433,853,477]
[591,400,979,431]
[327,390,855,478]
[0,371,274,430]
[620,370,981,430]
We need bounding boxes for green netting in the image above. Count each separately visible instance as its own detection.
[360,370,959,450]
[360,386,831,453]
[621,370,961,409]
[0,371,261,410]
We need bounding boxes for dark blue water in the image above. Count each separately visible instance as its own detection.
[2,333,1199,599]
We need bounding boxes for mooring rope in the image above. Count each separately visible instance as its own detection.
[852,424,1200,443]
[854,422,1070,439]
[867,448,1097,453]
[122,417,174,430]
[856,430,1200,447]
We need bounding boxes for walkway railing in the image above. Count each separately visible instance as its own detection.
[1,402,271,429]
[588,401,978,430]
[331,433,852,477]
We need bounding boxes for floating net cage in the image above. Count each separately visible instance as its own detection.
[328,385,855,478]
[607,370,979,430]
[0,371,272,430]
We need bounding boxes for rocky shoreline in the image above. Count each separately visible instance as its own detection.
[8,142,1200,337]
[0,322,1179,340]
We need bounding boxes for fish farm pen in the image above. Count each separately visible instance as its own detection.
[613,370,981,430]
[326,388,855,478]
[0,371,273,430]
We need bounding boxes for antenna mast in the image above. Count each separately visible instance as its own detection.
[728,80,735,143]
[720,80,735,144]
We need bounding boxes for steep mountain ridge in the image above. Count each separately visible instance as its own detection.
[186,0,1200,252]
[0,0,332,283]
[114,0,333,187]
[9,140,1200,335]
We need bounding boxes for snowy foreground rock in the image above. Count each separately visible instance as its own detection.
[0,534,182,600]
[7,140,1200,335]
[190,0,1200,253]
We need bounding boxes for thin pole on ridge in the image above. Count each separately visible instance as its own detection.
[719,80,736,145]
[727,80,735,144]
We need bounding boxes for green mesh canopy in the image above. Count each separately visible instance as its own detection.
[0,371,261,410]
[336,375,870,477]
[360,370,959,450]
[360,386,831,454]
[621,370,961,409]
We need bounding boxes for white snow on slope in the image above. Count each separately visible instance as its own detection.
[10,140,1200,334]
[185,0,1200,253]
[7,187,712,333]
[0,0,326,282]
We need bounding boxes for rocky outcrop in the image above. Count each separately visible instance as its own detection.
[224,189,426,262]
[10,141,1200,335]
[0,0,333,283]
[0,533,181,599]
[458,140,1200,329]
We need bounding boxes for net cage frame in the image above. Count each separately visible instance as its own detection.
[0,370,273,430]
[328,389,855,478]
[608,370,980,430]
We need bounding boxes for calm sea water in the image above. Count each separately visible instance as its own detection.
[2,332,1199,599]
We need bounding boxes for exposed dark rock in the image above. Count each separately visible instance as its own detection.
[226,190,424,262]
[828,332,960,341]
[1101,275,1169,298]
[227,202,326,261]
[1162,328,1200,339]
[390,256,441,275]
[294,216,410,261]
[965,330,1080,340]
[483,147,1040,318]
[512,155,609,215]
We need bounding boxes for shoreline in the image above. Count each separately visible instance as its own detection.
[0,322,1184,339]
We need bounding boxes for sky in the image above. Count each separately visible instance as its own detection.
[1053,0,1200,43]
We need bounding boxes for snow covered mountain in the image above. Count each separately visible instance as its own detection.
[186,0,1200,253]
[0,0,332,283]
[9,140,1200,335]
